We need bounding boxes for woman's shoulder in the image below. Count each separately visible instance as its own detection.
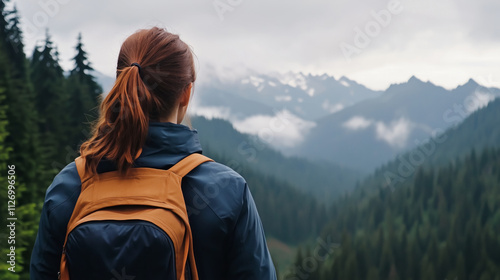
[192,160,247,191]
[182,160,250,222]
[45,162,81,204]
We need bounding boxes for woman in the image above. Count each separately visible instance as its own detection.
[30,27,277,280]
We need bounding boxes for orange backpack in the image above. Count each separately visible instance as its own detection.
[59,153,213,280]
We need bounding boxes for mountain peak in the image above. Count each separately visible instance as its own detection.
[455,78,480,91]
[385,75,434,92]
[465,78,479,87]
[408,75,423,84]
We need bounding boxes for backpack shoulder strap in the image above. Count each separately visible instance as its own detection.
[169,153,213,177]
[74,156,92,186]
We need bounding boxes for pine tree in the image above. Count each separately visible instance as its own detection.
[30,30,69,172]
[70,32,102,104]
[66,33,101,150]
[5,4,25,75]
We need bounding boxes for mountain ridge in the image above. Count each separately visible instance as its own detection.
[95,71,500,173]
[295,76,500,171]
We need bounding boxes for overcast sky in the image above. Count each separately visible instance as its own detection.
[10,0,500,90]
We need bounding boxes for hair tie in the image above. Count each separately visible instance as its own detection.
[131,62,142,73]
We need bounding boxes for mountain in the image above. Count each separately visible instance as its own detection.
[196,71,382,121]
[192,86,275,119]
[285,89,500,280]
[98,70,382,121]
[295,77,500,171]
[191,116,362,203]
[95,70,500,174]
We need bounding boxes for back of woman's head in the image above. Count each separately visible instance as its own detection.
[80,27,196,174]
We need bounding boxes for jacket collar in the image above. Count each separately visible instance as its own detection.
[97,122,203,173]
[141,122,203,158]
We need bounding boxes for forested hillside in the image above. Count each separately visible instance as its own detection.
[362,97,500,193]
[191,116,362,202]
[284,91,500,279]
[286,148,500,280]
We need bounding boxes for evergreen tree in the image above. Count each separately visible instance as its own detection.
[70,33,102,100]
[30,30,69,172]
[66,33,101,151]
[5,4,25,75]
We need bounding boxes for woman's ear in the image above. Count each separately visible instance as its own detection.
[179,83,193,107]
[176,83,193,124]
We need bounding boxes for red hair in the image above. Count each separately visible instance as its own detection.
[80,27,196,174]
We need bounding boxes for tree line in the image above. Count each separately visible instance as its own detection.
[0,2,100,278]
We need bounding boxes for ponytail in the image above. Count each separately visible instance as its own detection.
[80,65,150,174]
[80,27,196,175]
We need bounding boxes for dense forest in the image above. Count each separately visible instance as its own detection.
[0,1,102,278]
[285,147,500,279]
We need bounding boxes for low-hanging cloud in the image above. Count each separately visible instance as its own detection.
[232,110,316,149]
[375,117,413,148]
[343,116,373,130]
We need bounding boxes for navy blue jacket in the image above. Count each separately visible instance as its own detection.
[30,122,277,280]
